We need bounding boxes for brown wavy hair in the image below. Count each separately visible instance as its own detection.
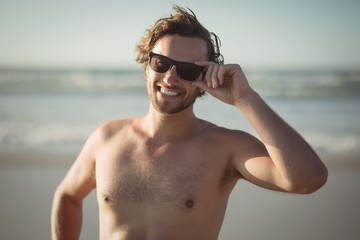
[135,4,224,69]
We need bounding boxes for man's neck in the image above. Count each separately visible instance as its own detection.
[141,106,201,142]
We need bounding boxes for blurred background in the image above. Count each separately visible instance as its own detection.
[0,0,359,239]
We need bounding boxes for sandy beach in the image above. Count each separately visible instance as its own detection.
[0,149,359,240]
[1,1,360,239]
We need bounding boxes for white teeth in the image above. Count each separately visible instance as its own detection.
[160,87,179,96]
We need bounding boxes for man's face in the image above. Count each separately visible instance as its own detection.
[146,35,208,115]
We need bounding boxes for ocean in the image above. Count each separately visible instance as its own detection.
[1,67,360,240]
[1,67,359,161]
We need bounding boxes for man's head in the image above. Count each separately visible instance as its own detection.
[145,35,208,114]
[136,4,224,114]
[136,4,223,76]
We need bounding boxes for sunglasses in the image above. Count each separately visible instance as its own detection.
[148,52,204,81]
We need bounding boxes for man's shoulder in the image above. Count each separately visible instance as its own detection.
[95,117,140,140]
[201,121,254,140]
[200,121,261,148]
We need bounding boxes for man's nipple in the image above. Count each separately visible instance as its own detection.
[185,199,194,208]
[103,194,112,204]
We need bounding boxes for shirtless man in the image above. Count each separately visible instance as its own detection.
[51,5,327,240]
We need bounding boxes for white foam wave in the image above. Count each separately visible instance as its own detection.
[0,122,92,149]
[304,132,360,156]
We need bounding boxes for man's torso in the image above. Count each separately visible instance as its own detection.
[95,118,243,239]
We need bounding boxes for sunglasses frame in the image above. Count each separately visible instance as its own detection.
[148,52,205,82]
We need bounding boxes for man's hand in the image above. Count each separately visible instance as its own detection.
[192,61,253,105]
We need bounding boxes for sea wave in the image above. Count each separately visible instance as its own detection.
[1,68,360,97]
[1,119,359,159]
[0,121,90,149]
[247,70,360,98]
[1,68,359,160]
[0,68,145,95]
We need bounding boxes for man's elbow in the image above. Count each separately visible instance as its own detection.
[293,166,328,194]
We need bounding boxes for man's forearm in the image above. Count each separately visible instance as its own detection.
[51,190,83,240]
[235,90,327,193]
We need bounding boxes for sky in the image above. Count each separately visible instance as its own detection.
[0,0,359,70]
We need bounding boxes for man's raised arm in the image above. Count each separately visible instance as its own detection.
[193,62,328,193]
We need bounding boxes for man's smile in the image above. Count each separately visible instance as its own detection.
[158,85,181,97]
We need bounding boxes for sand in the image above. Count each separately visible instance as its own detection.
[0,149,359,240]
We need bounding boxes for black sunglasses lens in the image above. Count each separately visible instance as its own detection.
[177,64,203,81]
[149,53,203,81]
[150,55,172,73]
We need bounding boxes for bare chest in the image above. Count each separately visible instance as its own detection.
[96,140,234,210]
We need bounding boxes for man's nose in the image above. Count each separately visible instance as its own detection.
[163,66,179,84]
